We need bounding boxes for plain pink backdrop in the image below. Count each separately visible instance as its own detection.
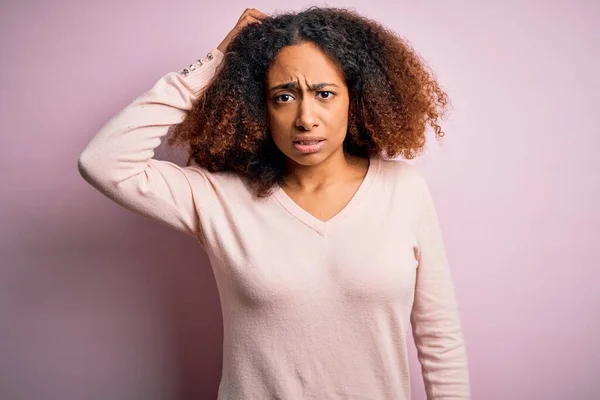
[1,0,599,399]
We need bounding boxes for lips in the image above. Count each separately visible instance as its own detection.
[292,136,326,145]
[292,137,326,154]
[294,140,324,145]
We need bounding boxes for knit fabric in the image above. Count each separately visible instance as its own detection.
[78,48,470,399]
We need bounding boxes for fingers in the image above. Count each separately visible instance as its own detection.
[243,8,267,18]
[248,8,268,19]
[242,15,263,26]
[233,11,266,31]
[239,8,268,24]
[220,8,267,53]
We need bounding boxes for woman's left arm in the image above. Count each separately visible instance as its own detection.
[411,178,471,399]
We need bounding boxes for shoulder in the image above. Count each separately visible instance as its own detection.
[376,158,435,212]
[378,158,428,190]
[186,165,255,202]
[186,165,246,188]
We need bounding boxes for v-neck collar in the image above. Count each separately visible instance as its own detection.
[273,157,381,237]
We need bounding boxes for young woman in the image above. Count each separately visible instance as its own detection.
[78,7,470,399]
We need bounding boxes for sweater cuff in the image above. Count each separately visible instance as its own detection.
[178,48,224,96]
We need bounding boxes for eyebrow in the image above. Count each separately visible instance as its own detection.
[268,82,340,92]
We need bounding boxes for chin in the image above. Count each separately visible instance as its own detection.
[288,153,327,166]
[285,146,344,168]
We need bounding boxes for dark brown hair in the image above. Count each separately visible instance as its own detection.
[168,7,450,197]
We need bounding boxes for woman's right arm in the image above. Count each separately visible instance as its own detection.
[78,9,267,240]
[77,49,224,239]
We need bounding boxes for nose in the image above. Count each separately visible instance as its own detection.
[295,98,318,131]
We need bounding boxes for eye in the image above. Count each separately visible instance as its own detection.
[317,91,335,99]
[274,94,294,103]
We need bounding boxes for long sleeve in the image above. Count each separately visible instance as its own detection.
[411,179,470,399]
[78,49,224,238]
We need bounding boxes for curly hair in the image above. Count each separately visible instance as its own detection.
[168,6,450,197]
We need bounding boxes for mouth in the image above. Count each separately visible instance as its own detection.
[293,139,325,145]
[293,135,326,143]
[292,138,326,154]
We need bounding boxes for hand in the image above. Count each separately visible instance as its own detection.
[217,8,268,54]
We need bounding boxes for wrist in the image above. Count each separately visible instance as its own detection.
[178,49,224,95]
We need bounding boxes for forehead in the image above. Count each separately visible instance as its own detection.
[266,42,345,84]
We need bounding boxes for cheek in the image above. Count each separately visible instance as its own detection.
[266,112,291,150]
[328,104,350,137]
[329,96,349,120]
[267,111,285,133]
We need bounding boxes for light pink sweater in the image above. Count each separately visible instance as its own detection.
[78,48,470,399]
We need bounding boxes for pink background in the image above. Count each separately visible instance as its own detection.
[2,0,599,399]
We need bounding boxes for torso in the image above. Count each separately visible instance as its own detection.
[198,158,425,400]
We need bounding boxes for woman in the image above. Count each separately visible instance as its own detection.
[78,7,470,399]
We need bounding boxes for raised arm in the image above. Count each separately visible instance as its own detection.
[77,49,224,238]
[411,178,471,399]
[78,9,268,240]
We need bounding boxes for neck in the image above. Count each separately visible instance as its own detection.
[283,151,368,192]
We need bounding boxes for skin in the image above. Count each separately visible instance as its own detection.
[265,42,369,222]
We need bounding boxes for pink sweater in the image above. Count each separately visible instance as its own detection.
[78,48,470,399]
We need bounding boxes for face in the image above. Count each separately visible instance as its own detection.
[265,42,350,167]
